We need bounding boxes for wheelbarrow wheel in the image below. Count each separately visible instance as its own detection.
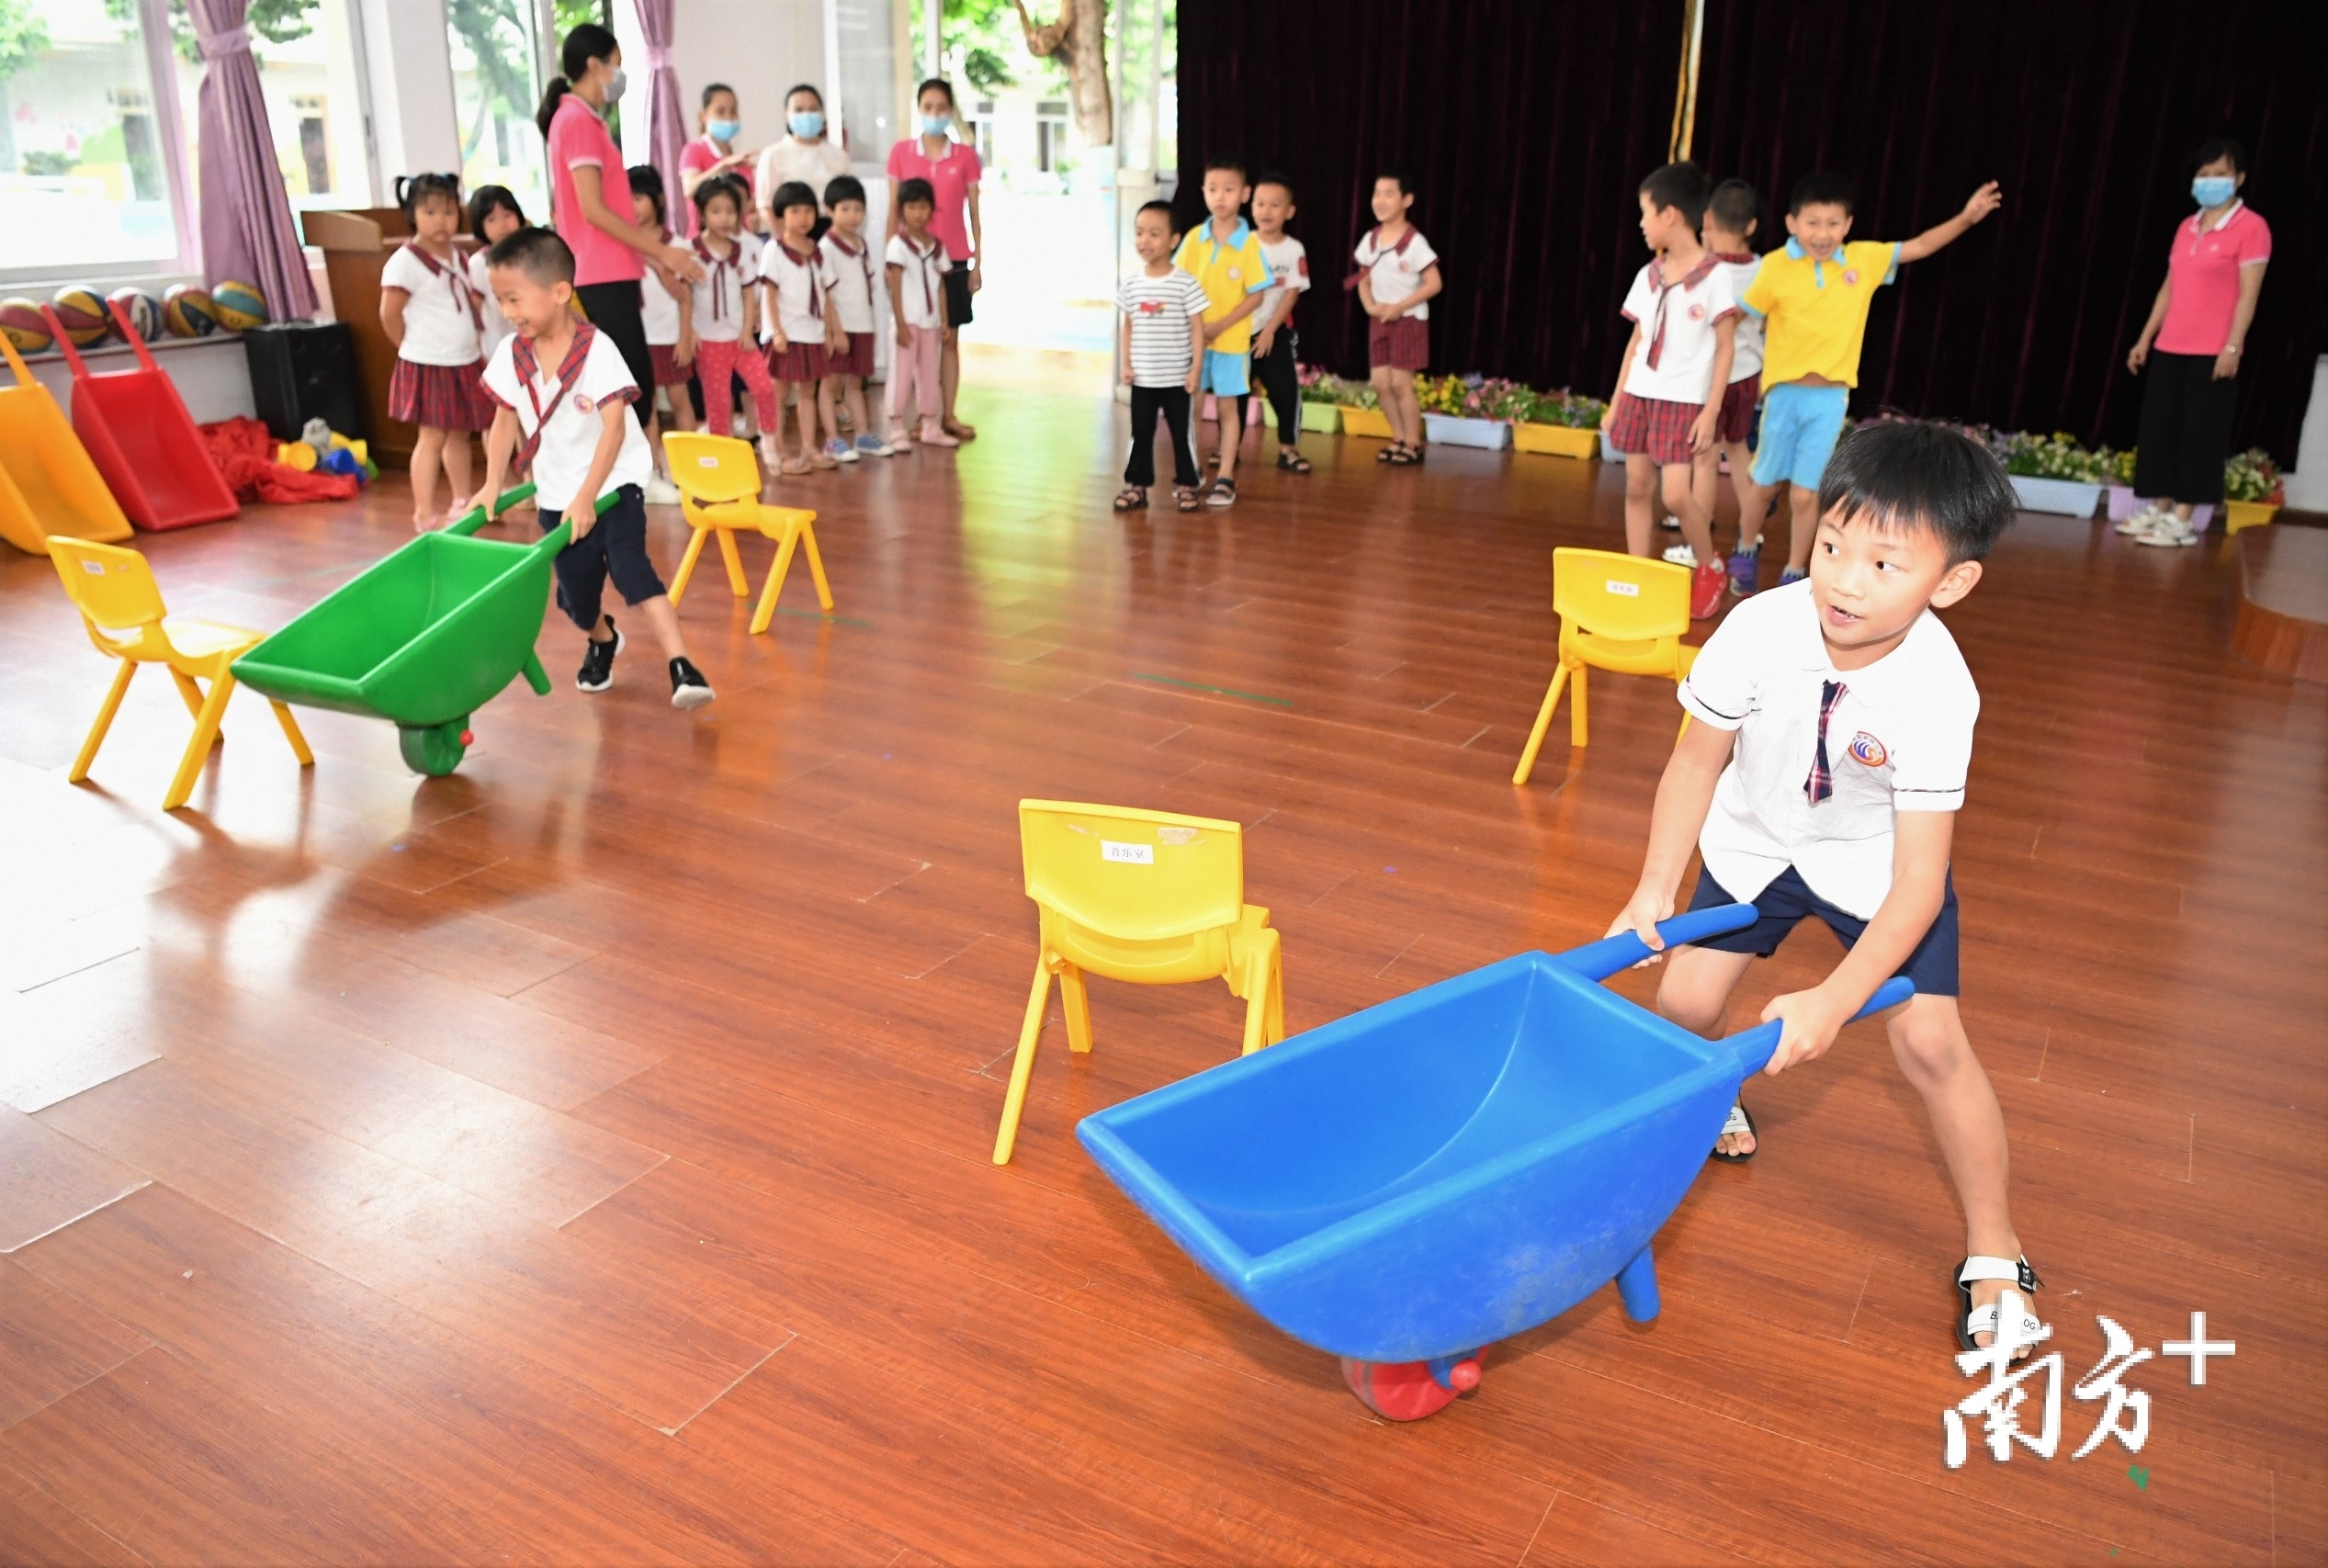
[1341,1355,1480,1422]
[398,719,472,777]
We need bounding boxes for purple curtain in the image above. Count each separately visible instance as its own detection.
[634,0,685,231]
[1692,0,2322,466]
[1179,0,2320,465]
[186,0,317,318]
[1177,0,1685,398]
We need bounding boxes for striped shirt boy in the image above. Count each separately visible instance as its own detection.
[1117,266,1208,388]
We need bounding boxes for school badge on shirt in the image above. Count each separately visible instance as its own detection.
[573,393,596,414]
[1848,731,1889,767]
[1843,269,1861,287]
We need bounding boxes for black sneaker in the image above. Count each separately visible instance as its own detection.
[576,620,622,692]
[669,656,715,710]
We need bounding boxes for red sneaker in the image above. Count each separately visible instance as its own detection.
[1689,559,1727,620]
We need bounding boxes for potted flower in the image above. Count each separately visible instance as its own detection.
[1339,377,1395,440]
[1418,373,1517,450]
[1512,388,1607,459]
[2222,447,2284,533]
[2103,447,2142,523]
[1296,366,1344,434]
[1999,431,2111,517]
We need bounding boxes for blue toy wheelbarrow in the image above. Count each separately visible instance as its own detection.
[1077,903,1911,1420]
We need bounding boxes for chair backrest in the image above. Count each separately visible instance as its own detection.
[1551,547,1690,644]
[49,537,166,635]
[661,431,765,505]
[1020,800,1245,942]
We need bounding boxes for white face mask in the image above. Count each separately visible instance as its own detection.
[604,67,627,105]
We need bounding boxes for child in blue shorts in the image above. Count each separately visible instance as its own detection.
[1608,420,2040,1359]
[1174,155,1271,509]
[1741,172,2001,583]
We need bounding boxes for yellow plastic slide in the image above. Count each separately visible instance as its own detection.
[0,333,133,556]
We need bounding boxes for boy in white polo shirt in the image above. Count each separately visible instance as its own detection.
[1608,420,2040,1358]
[1607,161,1737,620]
[470,228,713,709]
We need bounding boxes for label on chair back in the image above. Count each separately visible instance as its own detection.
[1102,840,1154,864]
[698,456,718,467]
[1604,579,1640,596]
[83,560,107,574]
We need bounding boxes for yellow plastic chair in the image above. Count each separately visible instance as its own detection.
[1513,547,1697,784]
[993,801,1286,1166]
[661,431,831,634]
[49,538,312,811]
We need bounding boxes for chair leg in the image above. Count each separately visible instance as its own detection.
[798,525,835,611]
[715,528,750,596]
[71,660,137,784]
[1265,942,1286,1045]
[164,666,235,811]
[748,531,802,636]
[992,956,1056,1166]
[1512,665,1570,785]
[168,668,206,722]
[669,526,710,605]
[1569,663,1590,749]
[1058,962,1093,1053]
[270,700,314,766]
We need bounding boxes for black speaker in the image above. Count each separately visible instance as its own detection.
[242,321,365,442]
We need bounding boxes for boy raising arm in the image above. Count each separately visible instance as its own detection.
[1608,420,2039,1355]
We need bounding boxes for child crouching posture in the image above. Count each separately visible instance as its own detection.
[469,229,713,710]
[1113,198,1206,513]
[1350,170,1440,464]
[1608,161,1737,621]
[381,174,494,531]
[1609,421,2040,1356]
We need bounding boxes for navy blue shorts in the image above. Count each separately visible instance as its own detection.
[540,484,665,632]
[1684,863,1960,998]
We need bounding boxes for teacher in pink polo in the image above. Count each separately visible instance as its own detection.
[887,77,982,441]
[2123,137,2271,547]
[534,22,703,440]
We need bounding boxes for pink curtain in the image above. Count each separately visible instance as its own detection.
[634,0,685,231]
[186,0,318,318]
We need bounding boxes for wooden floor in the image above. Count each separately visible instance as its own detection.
[1,381,2322,1565]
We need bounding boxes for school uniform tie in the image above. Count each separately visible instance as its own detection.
[1804,680,1848,805]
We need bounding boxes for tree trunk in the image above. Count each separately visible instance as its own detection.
[1012,0,1112,147]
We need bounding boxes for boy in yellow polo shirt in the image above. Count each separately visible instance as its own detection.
[1174,155,1271,508]
[1744,171,2002,582]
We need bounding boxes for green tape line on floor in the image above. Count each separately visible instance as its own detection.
[1129,672,1293,707]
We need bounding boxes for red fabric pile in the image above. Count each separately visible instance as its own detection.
[198,416,360,504]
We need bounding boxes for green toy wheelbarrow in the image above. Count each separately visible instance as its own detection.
[232,484,615,776]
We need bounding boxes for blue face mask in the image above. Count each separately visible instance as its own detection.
[788,109,824,139]
[2192,175,2236,209]
[706,118,740,142]
[918,112,951,137]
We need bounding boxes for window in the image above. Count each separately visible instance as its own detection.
[446,0,551,233]
[1034,99,1067,175]
[0,0,196,278]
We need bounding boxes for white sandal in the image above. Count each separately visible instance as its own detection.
[1708,1102,1756,1163]
[1955,1255,2044,1352]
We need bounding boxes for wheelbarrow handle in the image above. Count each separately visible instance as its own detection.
[1555,902,1763,982]
[1725,976,1916,1077]
[445,483,538,537]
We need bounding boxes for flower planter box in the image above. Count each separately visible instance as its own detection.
[1421,413,1511,450]
[2224,500,2279,534]
[2106,484,2140,522]
[1299,400,1342,434]
[1513,423,1599,459]
[1340,406,1395,440]
[2007,475,2103,517]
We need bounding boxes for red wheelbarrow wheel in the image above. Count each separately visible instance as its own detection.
[1341,1355,1480,1421]
[397,719,471,777]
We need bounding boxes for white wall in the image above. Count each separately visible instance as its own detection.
[20,338,254,424]
[356,0,460,183]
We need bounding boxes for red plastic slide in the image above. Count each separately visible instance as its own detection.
[42,299,239,531]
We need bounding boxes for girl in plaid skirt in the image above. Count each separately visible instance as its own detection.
[382,173,493,529]
[762,180,835,474]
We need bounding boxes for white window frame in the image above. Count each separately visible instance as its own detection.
[0,0,204,290]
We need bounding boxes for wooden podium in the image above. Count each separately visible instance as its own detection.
[302,208,480,470]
